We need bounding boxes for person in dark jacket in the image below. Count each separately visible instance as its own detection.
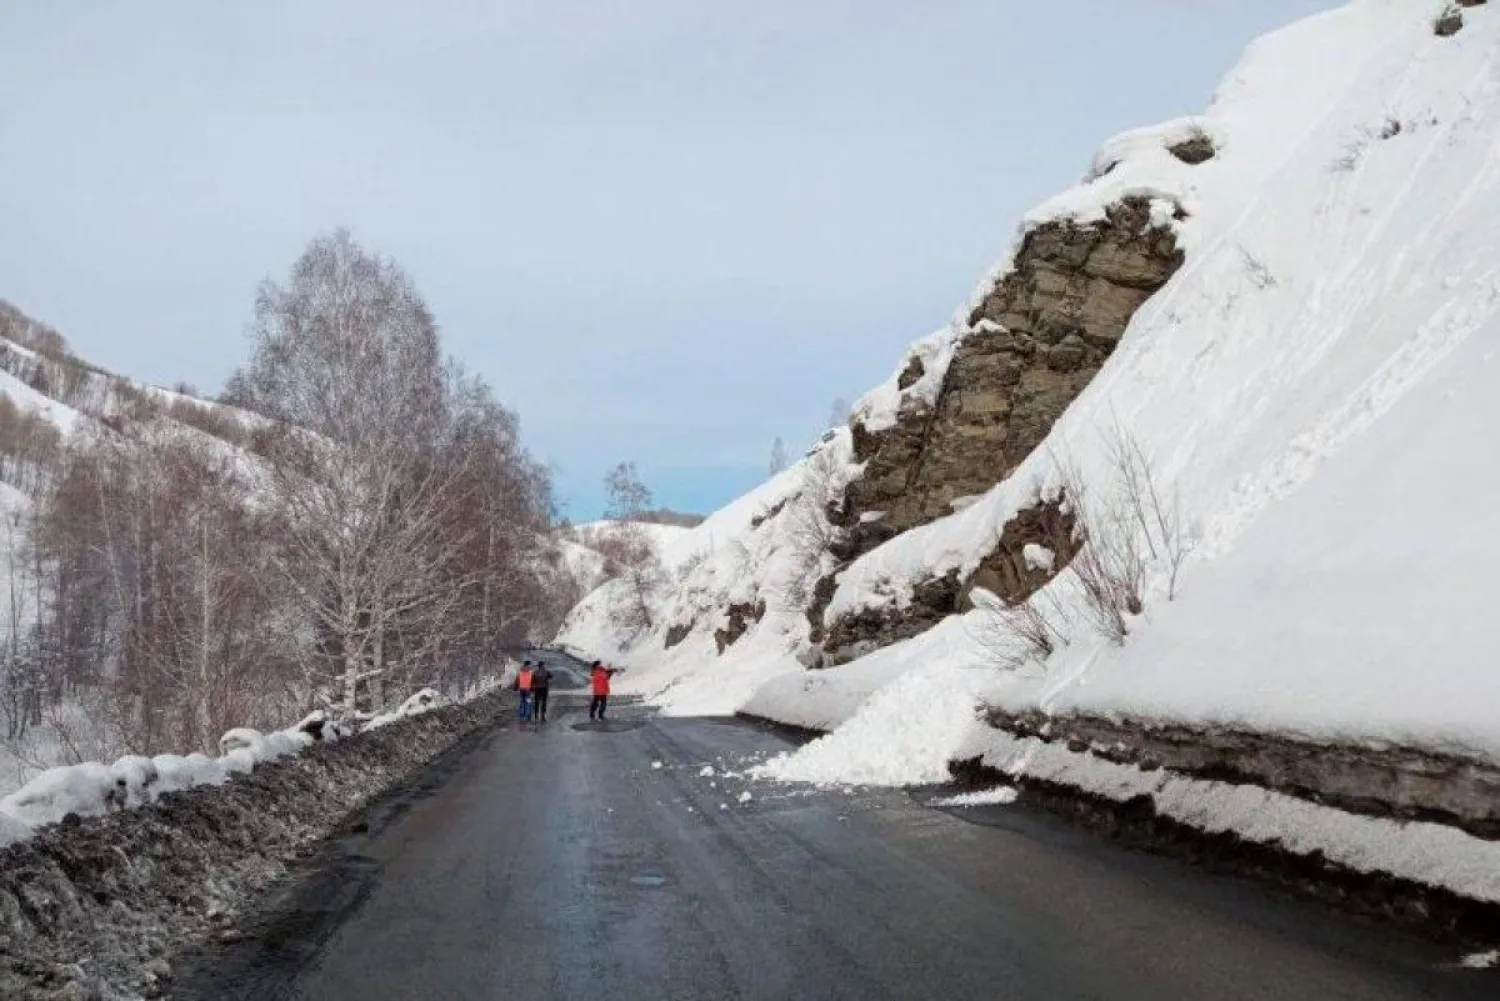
[589,661,622,721]
[531,662,554,723]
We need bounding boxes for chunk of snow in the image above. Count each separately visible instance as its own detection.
[153,753,227,794]
[932,786,1019,808]
[112,755,160,808]
[218,728,266,756]
[1021,544,1054,572]
[1,762,126,828]
[651,760,664,770]
[698,765,715,777]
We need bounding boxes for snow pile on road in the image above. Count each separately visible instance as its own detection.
[754,659,991,787]
[564,0,1500,785]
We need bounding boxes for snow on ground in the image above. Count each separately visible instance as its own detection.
[561,0,1500,817]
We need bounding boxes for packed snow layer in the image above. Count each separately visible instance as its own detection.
[964,726,1500,905]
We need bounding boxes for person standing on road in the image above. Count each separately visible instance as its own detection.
[532,661,554,723]
[516,661,535,721]
[589,661,622,721]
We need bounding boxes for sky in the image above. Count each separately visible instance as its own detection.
[0,0,1342,519]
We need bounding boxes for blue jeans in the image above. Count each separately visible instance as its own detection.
[518,692,533,720]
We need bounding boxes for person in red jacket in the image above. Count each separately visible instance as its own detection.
[515,661,535,721]
[589,661,622,721]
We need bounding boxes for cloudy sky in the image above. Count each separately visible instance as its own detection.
[1,0,1339,518]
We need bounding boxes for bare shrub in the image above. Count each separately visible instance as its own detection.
[1048,423,1193,645]
[967,587,1067,672]
[1098,423,1192,601]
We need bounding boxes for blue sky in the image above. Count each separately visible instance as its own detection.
[1,1,1341,519]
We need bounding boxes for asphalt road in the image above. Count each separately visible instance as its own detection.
[176,695,1494,1001]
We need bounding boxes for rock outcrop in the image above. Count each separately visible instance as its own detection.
[714,600,766,655]
[822,496,1079,664]
[816,197,1182,662]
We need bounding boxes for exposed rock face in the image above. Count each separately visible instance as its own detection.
[663,621,693,649]
[714,600,766,655]
[965,496,1079,605]
[839,197,1181,556]
[815,197,1182,662]
[822,571,963,666]
[821,496,1079,664]
[1167,131,1216,165]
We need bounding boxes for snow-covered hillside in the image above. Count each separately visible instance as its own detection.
[559,0,1500,783]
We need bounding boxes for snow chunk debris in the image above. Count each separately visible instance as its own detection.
[754,660,988,787]
[1,762,125,828]
[932,786,1019,808]
[698,765,715,777]
[652,760,664,770]
[1022,544,1055,573]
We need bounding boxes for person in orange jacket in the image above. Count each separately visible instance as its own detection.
[515,661,536,721]
[589,661,622,721]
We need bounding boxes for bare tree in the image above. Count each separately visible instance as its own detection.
[230,230,473,714]
[769,437,789,476]
[605,461,652,520]
[776,444,844,611]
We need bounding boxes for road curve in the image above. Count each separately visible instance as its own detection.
[174,696,1493,1001]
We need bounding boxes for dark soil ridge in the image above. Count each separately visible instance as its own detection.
[948,753,1500,948]
[987,709,1500,841]
[0,690,508,1001]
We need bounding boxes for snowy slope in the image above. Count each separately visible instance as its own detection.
[558,0,1500,791]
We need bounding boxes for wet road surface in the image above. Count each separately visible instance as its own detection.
[176,693,1495,1001]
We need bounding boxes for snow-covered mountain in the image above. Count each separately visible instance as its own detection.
[559,0,1500,798]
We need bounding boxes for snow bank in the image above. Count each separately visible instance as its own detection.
[0,687,469,849]
[0,688,509,1001]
